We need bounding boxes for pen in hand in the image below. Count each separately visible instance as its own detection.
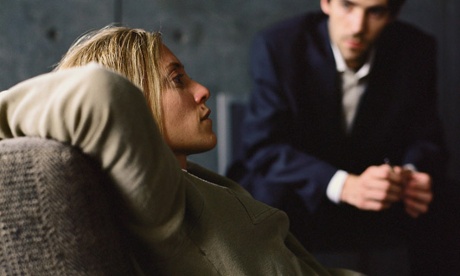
[384,158,405,200]
[384,158,394,172]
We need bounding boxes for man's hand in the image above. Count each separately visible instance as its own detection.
[340,164,403,211]
[401,170,432,218]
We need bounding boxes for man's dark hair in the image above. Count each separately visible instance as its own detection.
[327,0,407,16]
[388,0,406,16]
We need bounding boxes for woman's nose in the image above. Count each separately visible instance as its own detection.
[193,81,210,103]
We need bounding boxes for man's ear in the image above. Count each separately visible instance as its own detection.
[320,0,331,15]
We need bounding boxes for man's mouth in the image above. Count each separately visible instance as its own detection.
[345,37,365,50]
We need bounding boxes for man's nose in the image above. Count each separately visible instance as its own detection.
[350,9,366,34]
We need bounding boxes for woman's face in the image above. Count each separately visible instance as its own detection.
[160,45,217,159]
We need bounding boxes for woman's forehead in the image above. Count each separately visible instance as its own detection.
[161,44,184,72]
[161,45,180,64]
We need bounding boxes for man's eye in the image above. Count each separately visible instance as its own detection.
[341,0,352,10]
[368,7,388,18]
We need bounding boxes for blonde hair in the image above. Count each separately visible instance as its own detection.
[55,26,165,133]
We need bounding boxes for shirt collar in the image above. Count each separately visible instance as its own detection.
[331,42,375,79]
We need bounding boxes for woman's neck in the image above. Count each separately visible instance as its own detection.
[175,154,187,169]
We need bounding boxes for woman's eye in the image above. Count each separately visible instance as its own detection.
[173,74,184,85]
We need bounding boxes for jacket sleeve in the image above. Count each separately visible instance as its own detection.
[238,32,338,213]
[0,64,187,257]
[400,37,448,177]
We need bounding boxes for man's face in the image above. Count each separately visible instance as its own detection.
[321,0,394,70]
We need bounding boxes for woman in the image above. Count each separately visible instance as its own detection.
[0,26,359,275]
[56,26,218,170]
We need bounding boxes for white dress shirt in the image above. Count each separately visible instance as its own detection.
[326,43,374,203]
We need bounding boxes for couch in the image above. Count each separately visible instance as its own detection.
[0,137,137,275]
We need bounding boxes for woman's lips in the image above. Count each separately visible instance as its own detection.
[201,109,211,121]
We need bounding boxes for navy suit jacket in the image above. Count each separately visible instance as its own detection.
[229,12,447,251]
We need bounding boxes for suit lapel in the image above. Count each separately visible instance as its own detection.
[304,17,345,136]
[350,49,396,140]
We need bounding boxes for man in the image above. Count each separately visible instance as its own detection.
[228,0,447,275]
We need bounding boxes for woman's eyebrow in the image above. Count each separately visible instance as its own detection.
[166,62,184,73]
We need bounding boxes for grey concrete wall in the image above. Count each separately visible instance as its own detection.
[0,0,459,183]
[0,0,115,87]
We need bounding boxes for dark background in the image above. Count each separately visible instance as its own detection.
[1,0,459,270]
[1,0,458,192]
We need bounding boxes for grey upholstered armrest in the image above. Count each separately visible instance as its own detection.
[0,137,135,275]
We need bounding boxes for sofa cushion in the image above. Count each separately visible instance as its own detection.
[0,137,135,275]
